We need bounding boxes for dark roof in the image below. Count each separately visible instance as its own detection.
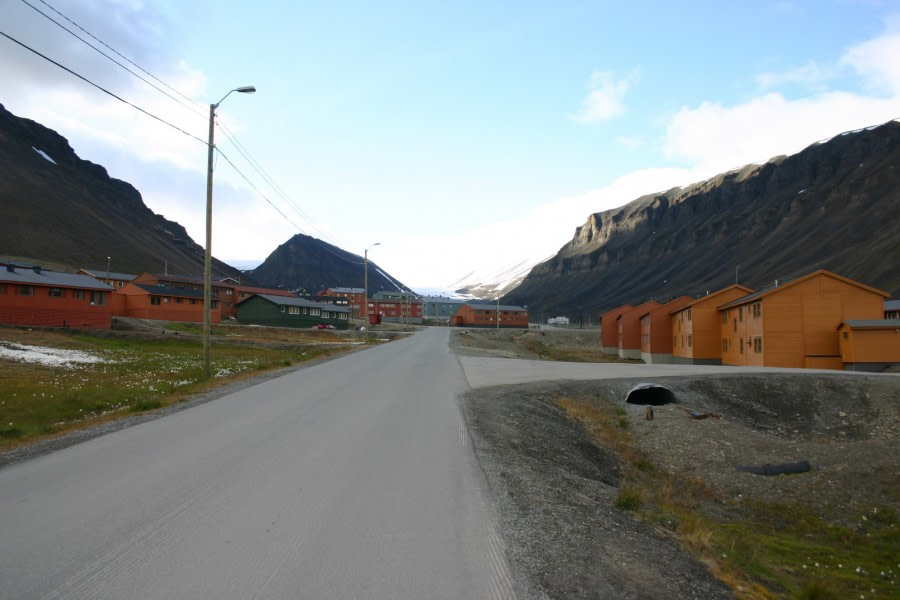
[253,294,350,313]
[885,300,900,311]
[81,269,137,281]
[0,265,112,290]
[325,287,365,294]
[838,319,900,330]
[463,303,528,312]
[133,284,208,299]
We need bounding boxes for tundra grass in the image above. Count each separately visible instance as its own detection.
[0,331,346,449]
[555,395,898,600]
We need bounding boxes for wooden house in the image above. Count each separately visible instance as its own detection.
[671,284,754,365]
[0,263,112,329]
[639,296,693,364]
[452,303,529,328]
[837,320,900,372]
[616,300,660,360]
[599,304,633,355]
[718,270,889,369]
[237,294,350,329]
[368,291,424,324]
[112,283,220,323]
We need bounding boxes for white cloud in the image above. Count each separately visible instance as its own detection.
[840,31,900,95]
[664,29,900,175]
[570,69,639,124]
[756,60,835,90]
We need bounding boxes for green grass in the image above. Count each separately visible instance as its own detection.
[0,330,350,448]
[555,394,899,600]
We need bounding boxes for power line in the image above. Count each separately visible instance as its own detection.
[22,0,204,116]
[0,29,207,145]
[8,3,344,253]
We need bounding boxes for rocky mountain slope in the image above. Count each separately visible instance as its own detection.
[505,120,900,315]
[0,103,244,280]
[0,104,411,292]
[250,233,409,294]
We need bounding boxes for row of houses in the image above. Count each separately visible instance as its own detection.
[600,270,900,372]
[0,263,351,330]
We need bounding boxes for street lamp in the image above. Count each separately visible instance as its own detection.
[363,242,380,323]
[204,85,256,380]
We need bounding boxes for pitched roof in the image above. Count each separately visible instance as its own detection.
[133,284,207,299]
[838,319,900,330]
[325,287,365,294]
[719,269,889,310]
[253,294,350,313]
[80,269,137,281]
[0,264,112,290]
[463,303,528,312]
[670,284,755,313]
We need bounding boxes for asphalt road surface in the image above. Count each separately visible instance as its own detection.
[0,328,517,599]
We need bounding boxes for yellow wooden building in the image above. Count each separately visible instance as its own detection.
[718,270,889,369]
[837,320,900,372]
[671,284,753,365]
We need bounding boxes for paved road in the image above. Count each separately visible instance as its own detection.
[457,356,894,388]
[0,328,516,599]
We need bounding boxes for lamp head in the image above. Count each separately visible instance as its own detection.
[236,86,256,94]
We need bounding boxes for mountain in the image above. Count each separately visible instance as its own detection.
[0,103,245,280]
[250,233,410,294]
[449,258,548,299]
[504,120,900,316]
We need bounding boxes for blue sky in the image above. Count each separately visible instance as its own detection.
[2,1,898,289]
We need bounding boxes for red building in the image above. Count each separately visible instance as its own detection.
[599,304,633,355]
[638,296,693,363]
[319,288,366,318]
[367,292,424,324]
[0,263,112,329]
[112,283,221,323]
[616,300,660,360]
[132,273,294,318]
[451,303,529,328]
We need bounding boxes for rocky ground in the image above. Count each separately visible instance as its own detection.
[451,327,900,599]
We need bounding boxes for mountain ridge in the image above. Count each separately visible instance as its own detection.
[504,120,900,316]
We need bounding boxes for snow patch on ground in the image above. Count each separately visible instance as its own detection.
[0,342,107,367]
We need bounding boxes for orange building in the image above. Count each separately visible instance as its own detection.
[671,284,754,365]
[719,270,889,369]
[837,320,900,372]
[599,304,633,355]
[452,303,529,328]
[0,263,112,329]
[616,300,660,360]
[319,287,366,318]
[132,273,294,318]
[112,283,221,323]
[639,296,693,364]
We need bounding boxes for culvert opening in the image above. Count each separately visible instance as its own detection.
[625,383,676,406]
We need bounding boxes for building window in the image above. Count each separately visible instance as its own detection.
[687,308,692,321]
[311,308,321,317]
[150,296,161,306]
[280,306,286,313]
[688,335,693,348]
[289,306,300,315]
[753,337,763,353]
[118,281,124,287]
[739,338,744,353]
[175,297,183,304]
[75,290,84,300]
[739,307,744,322]
[90,291,106,306]
[19,285,34,296]
[191,299,197,305]
[48,287,63,298]
[733,319,737,332]
[842,331,849,340]
[751,302,761,318]
[721,311,728,324]
[0,283,5,294]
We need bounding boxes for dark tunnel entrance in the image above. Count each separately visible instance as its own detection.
[625,383,676,406]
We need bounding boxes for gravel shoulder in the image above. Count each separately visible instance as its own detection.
[451,328,900,599]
